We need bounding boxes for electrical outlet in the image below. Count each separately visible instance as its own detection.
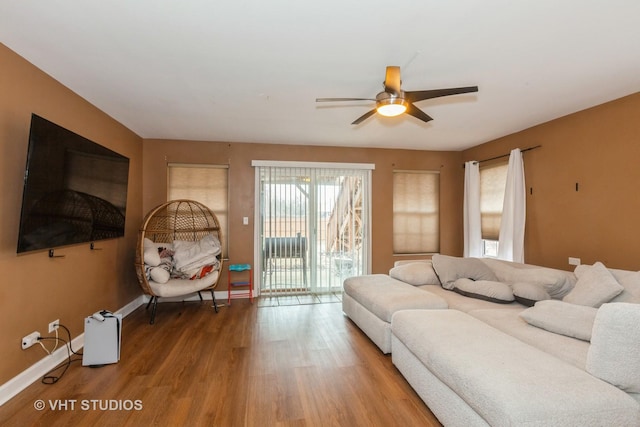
[568,257,581,266]
[48,319,60,333]
[22,331,41,350]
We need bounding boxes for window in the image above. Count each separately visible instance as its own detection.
[479,161,508,257]
[167,164,229,254]
[393,171,440,254]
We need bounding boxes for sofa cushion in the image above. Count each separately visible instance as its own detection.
[343,274,447,322]
[512,282,550,306]
[389,261,440,286]
[423,285,524,313]
[469,308,590,369]
[392,309,640,426]
[431,254,498,290]
[519,300,597,342]
[480,257,576,299]
[563,262,623,307]
[452,278,514,304]
[575,264,640,304]
[587,302,640,393]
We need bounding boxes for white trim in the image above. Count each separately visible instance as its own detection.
[365,169,373,274]
[251,160,375,170]
[0,295,146,406]
[167,163,229,169]
[0,291,248,406]
[253,168,262,297]
[0,334,86,407]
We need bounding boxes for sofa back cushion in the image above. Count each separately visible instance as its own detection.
[480,258,576,299]
[431,254,498,290]
[512,282,551,307]
[389,261,440,286]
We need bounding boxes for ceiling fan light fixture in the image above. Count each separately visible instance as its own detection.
[376,97,408,117]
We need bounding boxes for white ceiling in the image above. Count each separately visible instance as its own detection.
[1,1,639,151]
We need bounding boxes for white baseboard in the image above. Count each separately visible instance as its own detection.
[0,290,254,406]
[0,295,146,406]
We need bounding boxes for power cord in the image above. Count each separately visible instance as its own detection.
[37,324,83,384]
[37,327,59,355]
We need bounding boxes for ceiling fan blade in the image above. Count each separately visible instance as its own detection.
[404,86,478,103]
[384,66,402,95]
[405,103,433,123]
[316,97,374,102]
[351,109,377,125]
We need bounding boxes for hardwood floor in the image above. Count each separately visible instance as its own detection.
[0,299,442,426]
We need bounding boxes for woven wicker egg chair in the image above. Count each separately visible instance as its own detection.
[135,199,224,324]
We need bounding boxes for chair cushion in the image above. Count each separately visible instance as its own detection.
[149,270,219,298]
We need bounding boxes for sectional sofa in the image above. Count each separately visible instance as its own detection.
[342,255,640,426]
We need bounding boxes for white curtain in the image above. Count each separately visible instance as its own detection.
[498,148,526,262]
[463,161,482,258]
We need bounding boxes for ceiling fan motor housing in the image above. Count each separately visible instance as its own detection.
[376,91,408,116]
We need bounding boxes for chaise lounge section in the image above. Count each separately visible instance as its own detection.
[342,255,640,426]
[392,308,640,426]
[342,273,447,353]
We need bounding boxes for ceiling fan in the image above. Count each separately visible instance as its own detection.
[316,66,478,125]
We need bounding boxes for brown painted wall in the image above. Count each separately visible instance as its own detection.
[142,140,464,289]
[462,92,640,271]
[0,44,143,384]
[3,36,638,392]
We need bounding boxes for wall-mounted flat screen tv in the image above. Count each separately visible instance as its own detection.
[17,114,130,253]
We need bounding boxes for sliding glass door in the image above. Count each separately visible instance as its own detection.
[253,162,372,296]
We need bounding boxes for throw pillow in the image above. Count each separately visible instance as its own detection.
[512,282,550,307]
[452,278,514,303]
[389,261,440,286]
[432,254,498,290]
[519,300,597,341]
[563,262,623,307]
[149,266,170,284]
[575,264,640,304]
[586,303,640,392]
